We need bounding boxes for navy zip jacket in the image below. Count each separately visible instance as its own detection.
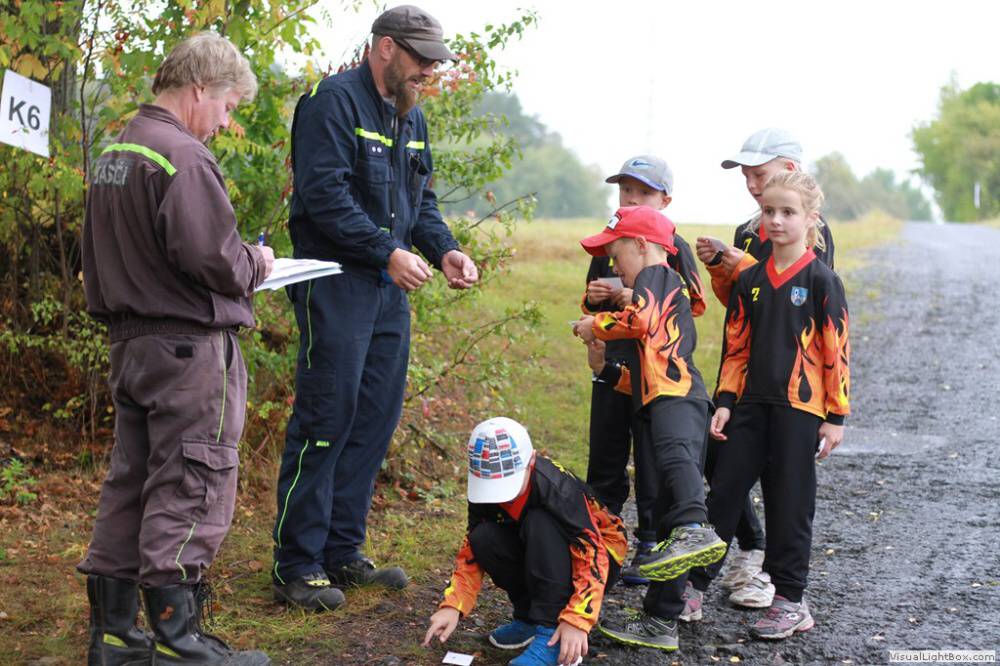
[288,61,459,281]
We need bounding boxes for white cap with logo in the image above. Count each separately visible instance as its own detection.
[721,128,803,169]
[466,417,534,504]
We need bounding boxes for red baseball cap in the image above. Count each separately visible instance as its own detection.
[580,205,677,257]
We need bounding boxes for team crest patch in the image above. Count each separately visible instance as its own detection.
[469,428,524,480]
[607,213,620,230]
[790,286,808,306]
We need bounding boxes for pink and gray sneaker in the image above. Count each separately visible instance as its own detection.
[678,581,703,622]
[751,595,814,640]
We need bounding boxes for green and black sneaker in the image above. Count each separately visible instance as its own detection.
[638,524,727,582]
[598,610,678,651]
[273,571,346,612]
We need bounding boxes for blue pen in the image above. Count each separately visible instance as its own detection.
[257,232,266,246]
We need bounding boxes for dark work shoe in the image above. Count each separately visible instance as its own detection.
[597,611,679,651]
[638,525,726,582]
[272,571,346,612]
[143,583,270,665]
[619,541,657,586]
[86,574,153,666]
[326,557,408,590]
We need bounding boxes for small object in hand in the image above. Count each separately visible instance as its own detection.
[442,652,474,666]
[602,276,623,290]
[816,436,826,459]
[704,237,726,266]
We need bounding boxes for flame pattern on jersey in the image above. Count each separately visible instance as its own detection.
[591,263,709,406]
[718,296,751,398]
[716,253,850,422]
[438,457,627,632]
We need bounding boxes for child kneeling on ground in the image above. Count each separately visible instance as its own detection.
[573,206,725,652]
[423,417,628,666]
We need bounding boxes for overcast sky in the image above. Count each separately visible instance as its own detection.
[312,0,1000,223]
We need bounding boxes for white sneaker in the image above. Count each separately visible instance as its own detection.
[719,548,764,590]
[728,570,775,609]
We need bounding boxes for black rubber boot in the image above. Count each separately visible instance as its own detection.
[86,574,153,666]
[143,584,270,665]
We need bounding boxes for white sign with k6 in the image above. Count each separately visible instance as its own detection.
[0,69,51,157]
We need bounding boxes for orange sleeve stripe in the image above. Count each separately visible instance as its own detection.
[439,535,483,616]
[559,499,610,633]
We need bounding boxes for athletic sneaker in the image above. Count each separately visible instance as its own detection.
[720,548,765,590]
[679,581,703,622]
[509,625,571,666]
[751,595,814,640]
[326,557,408,590]
[638,525,726,582]
[489,618,536,650]
[619,541,657,586]
[598,610,679,651]
[273,571,346,612]
[729,570,775,609]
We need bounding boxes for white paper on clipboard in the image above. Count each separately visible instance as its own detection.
[254,258,342,291]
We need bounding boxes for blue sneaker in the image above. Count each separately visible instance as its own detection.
[489,618,536,650]
[508,625,563,666]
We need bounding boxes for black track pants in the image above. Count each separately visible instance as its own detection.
[705,438,766,551]
[632,398,711,619]
[468,509,620,627]
[690,404,820,602]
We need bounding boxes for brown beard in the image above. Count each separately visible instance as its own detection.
[384,54,419,117]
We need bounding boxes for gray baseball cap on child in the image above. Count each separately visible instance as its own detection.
[721,128,803,169]
[605,155,674,195]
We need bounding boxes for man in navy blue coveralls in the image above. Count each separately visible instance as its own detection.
[272,5,479,611]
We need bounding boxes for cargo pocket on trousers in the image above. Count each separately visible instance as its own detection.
[293,369,341,439]
[172,439,240,527]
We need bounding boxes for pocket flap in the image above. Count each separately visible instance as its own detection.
[181,439,239,471]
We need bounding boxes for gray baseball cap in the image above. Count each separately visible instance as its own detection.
[721,128,803,169]
[371,5,458,62]
[605,155,674,194]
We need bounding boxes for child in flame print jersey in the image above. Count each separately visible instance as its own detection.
[690,170,850,641]
[424,418,627,666]
[573,207,725,653]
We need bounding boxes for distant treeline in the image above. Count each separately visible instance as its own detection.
[440,93,609,219]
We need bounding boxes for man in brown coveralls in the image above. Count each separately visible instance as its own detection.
[78,32,273,666]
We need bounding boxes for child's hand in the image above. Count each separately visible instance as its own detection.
[573,316,596,343]
[613,288,633,309]
[549,621,588,666]
[586,339,606,374]
[586,279,616,304]
[816,422,844,460]
[696,236,728,265]
[422,607,460,647]
[710,407,731,440]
